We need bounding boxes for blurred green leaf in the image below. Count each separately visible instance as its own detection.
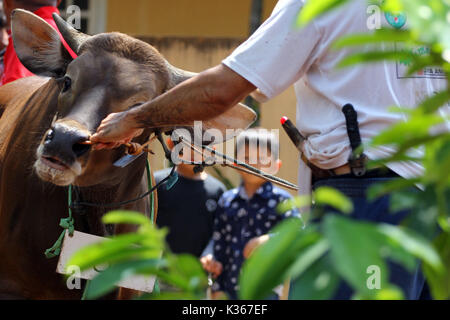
[382,0,404,13]
[406,54,443,76]
[333,29,414,49]
[417,90,450,114]
[86,259,165,300]
[373,287,405,300]
[324,215,390,297]
[353,285,404,300]
[102,210,151,227]
[297,0,349,26]
[287,238,329,279]
[161,254,208,292]
[68,233,162,271]
[389,189,420,212]
[277,195,311,214]
[337,50,414,68]
[239,218,309,300]
[378,224,444,273]
[372,114,444,146]
[314,187,353,214]
[289,255,340,300]
[368,178,421,200]
[423,232,450,299]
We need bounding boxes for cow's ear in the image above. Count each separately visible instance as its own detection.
[11,9,73,78]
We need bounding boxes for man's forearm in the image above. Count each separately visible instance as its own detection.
[128,64,256,129]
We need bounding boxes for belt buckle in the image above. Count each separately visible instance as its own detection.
[348,153,368,177]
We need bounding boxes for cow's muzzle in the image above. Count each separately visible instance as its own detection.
[43,123,91,162]
[35,122,90,185]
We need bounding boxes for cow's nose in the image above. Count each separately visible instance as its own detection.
[44,124,91,159]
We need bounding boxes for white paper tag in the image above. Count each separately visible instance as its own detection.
[57,230,157,293]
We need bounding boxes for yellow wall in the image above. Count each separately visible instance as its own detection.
[107,0,278,38]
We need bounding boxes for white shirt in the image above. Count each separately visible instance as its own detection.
[222,0,448,196]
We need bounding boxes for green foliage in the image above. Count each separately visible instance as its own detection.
[242,0,450,300]
[324,215,391,297]
[239,218,309,299]
[240,212,444,300]
[297,0,349,26]
[67,211,207,300]
[423,232,450,299]
[314,187,354,214]
[288,255,340,300]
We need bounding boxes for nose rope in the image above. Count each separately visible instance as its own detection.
[80,135,157,156]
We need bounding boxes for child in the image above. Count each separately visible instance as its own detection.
[155,138,226,258]
[201,129,300,300]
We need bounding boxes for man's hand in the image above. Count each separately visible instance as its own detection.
[200,254,223,278]
[243,234,270,259]
[90,111,143,150]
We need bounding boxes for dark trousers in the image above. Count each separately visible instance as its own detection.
[303,174,429,300]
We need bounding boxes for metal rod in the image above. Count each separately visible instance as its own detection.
[178,137,299,191]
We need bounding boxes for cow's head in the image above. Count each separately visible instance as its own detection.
[11,10,256,187]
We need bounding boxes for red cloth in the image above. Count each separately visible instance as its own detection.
[1,6,77,86]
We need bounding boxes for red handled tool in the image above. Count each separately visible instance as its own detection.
[280,116,305,152]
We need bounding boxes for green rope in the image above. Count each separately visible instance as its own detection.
[44,185,75,259]
[45,160,160,297]
[146,159,155,223]
[145,158,160,294]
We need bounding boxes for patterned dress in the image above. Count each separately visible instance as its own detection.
[211,182,300,299]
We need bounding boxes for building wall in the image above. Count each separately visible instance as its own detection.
[106,0,278,38]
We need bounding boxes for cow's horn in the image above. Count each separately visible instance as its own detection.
[52,13,90,54]
[166,62,198,89]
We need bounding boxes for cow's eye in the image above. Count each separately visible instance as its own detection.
[62,77,72,93]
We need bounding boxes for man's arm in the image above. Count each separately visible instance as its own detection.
[91,64,255,146]
[133,64,256,128]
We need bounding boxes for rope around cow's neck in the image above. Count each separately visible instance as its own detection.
[45,133,177,260]
[44,163,177,259]
[44,185,75,259]
[45,158,165,299]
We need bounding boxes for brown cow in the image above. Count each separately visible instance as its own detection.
[0,10,255,299]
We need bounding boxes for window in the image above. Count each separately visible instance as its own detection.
[58,0,107,35]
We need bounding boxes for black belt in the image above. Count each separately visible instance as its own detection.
[312,167,399,184]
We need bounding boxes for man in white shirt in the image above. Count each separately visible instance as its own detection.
[91,0,447,299]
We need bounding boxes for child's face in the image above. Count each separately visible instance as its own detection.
[237,145,279,184]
